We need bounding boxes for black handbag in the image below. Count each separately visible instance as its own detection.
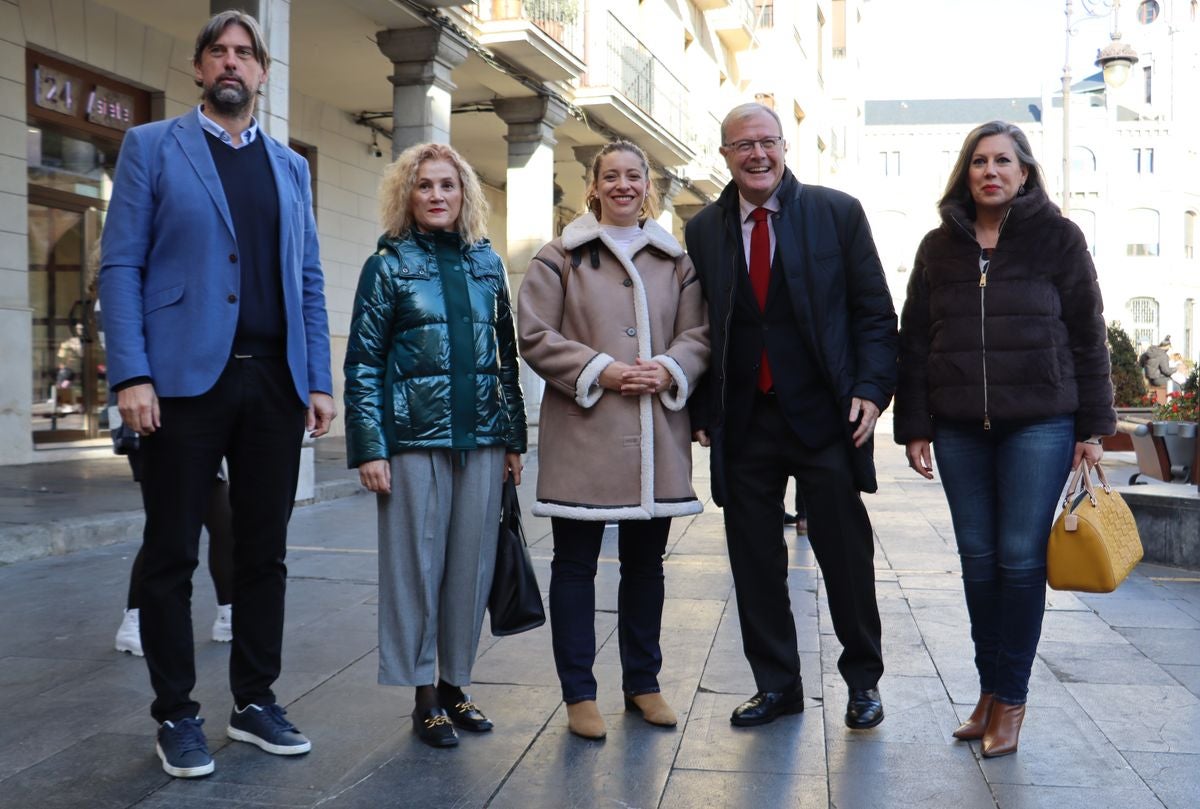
[488,478,546,636]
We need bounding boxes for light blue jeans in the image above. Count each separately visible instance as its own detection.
[933,415,1075,704]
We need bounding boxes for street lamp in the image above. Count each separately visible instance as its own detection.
[1061,0,1139,216]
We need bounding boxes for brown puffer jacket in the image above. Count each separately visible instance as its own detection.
[894,186,1116,444]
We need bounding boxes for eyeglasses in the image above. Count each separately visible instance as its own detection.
[723,137,785,155]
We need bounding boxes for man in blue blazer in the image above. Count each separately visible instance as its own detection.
[687,103,898,733]
[99,11,334,779]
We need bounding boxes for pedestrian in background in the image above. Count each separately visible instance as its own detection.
[895,120,1115,757]
[686,102,897,732]
[344,142,526,749]
[518,139,709,740]
[99,10,334,778]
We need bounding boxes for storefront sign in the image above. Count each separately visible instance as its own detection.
[86,87,134,131]
[32,65,77,116]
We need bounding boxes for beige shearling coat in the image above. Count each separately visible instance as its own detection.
[517,214,710,520]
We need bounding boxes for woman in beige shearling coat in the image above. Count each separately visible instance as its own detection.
[517,140,709,741]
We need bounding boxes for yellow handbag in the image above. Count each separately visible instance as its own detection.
[1047,462,1143,593]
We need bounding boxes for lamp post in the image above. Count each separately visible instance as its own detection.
[1061,0,1139,216]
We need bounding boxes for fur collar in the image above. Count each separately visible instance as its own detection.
[561,212,683,257]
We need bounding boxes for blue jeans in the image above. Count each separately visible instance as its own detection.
[549,517,670,704]
[933,416,1075,705]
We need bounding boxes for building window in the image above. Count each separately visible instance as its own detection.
[1127,296,1160,347]
[1071,145,1097,174]
[755,1,774,29]
[832,0,846,58]
[879,151,900,176]
[1144,65,1153,104]
[1125,208,1159,256]
[1069,209,1097,255]
[1185,298,1195,359]
[1132,147,1155,174]
[1185,211,1197,259]
[1137,0,1161,24]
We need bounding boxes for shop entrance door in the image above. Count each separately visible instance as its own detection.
[28,199,107,443]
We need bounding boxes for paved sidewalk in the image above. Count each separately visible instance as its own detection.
[0,424,1197,808]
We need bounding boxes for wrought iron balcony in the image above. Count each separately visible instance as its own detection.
[476,0,585,81]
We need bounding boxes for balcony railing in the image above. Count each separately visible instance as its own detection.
[584,11,687,144]
[482,0,584,54]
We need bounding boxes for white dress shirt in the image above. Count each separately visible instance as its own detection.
[738,190,781,272]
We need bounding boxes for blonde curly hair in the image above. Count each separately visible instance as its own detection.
[583,139,659,221]
[379,142,490,245]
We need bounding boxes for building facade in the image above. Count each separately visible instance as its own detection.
[860,0,1200,363]
[1,0,856,466]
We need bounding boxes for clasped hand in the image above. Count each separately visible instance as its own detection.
[599,358,671,396]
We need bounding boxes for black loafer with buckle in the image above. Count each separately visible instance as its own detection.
[443,695,494,733]
[413,707,458,748]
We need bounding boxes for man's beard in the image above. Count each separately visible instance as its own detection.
[204,77,254,117]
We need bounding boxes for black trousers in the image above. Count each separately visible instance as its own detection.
[723,392,883,693]
[137,357,305,722]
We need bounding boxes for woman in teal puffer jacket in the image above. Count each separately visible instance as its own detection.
[344,142,526,749]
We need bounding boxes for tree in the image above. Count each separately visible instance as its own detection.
[1107,322,1145,407]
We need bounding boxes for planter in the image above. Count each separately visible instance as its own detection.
[1150,421,1198,483]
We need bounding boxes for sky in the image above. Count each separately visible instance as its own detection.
[859,0,1129,100]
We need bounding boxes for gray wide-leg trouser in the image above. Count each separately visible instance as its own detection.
[376,448,504,687]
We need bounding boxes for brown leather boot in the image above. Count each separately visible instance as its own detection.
[981,701,1026,758]
[566,700,606,740]
[952,692,995,740]
[624,693,678,727]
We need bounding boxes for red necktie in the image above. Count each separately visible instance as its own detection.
[749,206,773,392]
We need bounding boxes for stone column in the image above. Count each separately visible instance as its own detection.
[494,96,569,425]
[654,176,683,238]
[376,28,469,155]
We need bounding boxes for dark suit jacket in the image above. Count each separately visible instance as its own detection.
[685,170,898,502]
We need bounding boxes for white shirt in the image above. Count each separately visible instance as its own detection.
[196,105,260,149]
[602,223,644,260]
[738,191,781,272]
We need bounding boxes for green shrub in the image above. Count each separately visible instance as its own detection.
[1107,323,1146,407]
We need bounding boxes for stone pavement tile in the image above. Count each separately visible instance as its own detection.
[1124,750,1200,809]
[895,572,963,591]
[303,682,564,809]
[825,740,993,808]
[1081,596,1200,630]
[476,621,566,688]
[661,597,726,631]
[0,732,176,809]
[0,655,108,713]
[486,709,684,809]
[1044,588,1091,611]
[1064,683,1200,753]
[673,691,826,776]
[823,675,958,745]
[1117,627,1200,666]
[663,556,734,601]
[989,783,1167,809]
[1036,639,1178,686]
[977,701,1147,788]
[1162,664,1200,698]
[1039,609,1127,644]
[659,769,828,809]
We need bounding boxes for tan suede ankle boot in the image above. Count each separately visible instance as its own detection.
[624,693,678,727]
[566,700,606,740]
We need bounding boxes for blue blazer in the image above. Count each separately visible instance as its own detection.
[99,109,332,403]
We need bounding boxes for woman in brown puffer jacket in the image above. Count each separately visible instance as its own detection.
[894,121,1115,758]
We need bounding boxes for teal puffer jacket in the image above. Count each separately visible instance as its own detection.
[344,232,527,468]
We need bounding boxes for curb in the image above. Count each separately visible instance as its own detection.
[0,477,367,567]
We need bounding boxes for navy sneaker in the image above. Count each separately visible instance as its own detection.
[227,703,312,755]
[156,717,214,778]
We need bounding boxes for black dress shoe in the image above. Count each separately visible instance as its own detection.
[413,707,459,747]
[845,687,884,729]
[730,684,805,727]
[442,694,494,733]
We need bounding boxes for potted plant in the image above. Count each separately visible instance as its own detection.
[1147,370,1198,481]
[1105,323,1150,451]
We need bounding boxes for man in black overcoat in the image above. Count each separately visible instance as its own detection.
[686,102,898,730]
